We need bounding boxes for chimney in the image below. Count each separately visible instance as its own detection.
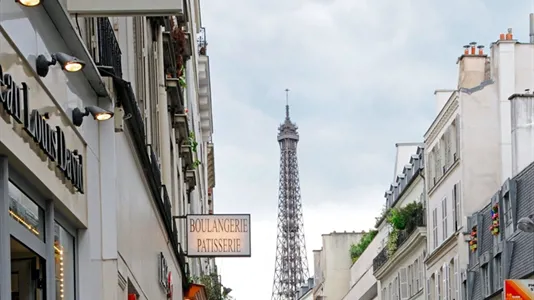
[308,277,314,288]
[530,14,534,43]
[434,89,455,114]
[457,42,488,89]
[510,92,534,176]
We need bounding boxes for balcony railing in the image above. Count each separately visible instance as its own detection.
[97,17,122,78]
[198,27,207,55]
[373,209,426,272]
[114,78,189,287]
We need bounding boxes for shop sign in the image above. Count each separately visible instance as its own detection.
[158,252,172,298]
[187,214,251,257]
[504,279,534,299]
[0,64,84,193]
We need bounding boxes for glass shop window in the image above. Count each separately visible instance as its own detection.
[55,222,75,300]
[8,181,45,240]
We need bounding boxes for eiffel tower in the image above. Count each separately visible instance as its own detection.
[271,89,310,300]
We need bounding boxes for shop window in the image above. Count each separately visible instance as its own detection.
[8,181,45,240]
[55,222,75,300]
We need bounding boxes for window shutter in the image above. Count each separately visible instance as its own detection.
[456,182,462,228]
[419,255,424,291]
[454,255,460,300]
[426,279,433,300]
[400,268,408,299]
[455,114,461,156]
[444,263,449,300]
[436,271,441,299]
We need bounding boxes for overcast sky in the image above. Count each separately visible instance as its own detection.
[201,1,531,299]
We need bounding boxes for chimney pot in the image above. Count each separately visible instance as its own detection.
[463,45,470,55]
[506,28,513,40]
[477,45,485,55]
[470,42,477,55]
[500,33,505,40]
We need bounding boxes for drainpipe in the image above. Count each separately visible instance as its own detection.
[157,26,172,189]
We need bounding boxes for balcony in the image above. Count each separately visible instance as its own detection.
[197,28,213,136]
[113,78,188,288]
[373,206,426,274]
[66,0,184,16]
[95,18,122,78]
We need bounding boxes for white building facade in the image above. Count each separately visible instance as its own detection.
[373,146,426,300]
[0,0,219,299]
[341,233,380,300]
[424,26,534,300]
[313,232,363,300]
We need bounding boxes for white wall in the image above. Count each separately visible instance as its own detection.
[343,235,380,300]
[115,133,184,299]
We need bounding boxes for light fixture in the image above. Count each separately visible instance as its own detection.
[72,106,114,127]
[36,52,86,77]
[16,0,41,7]
[518,215,534,233]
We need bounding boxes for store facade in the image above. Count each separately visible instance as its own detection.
[0,0,105,299]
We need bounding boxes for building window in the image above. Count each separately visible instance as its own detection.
[452,183,461,231]
[436,270,441,300]
[55,223,75,300]
[433,208,438,249]
[503,194,513,237]
[442,198,448,240]
[494,254,503,290]
[482,265,491,296]
[8,181,45,240]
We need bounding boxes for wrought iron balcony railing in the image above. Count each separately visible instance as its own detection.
[198,27,207,55]
[97,17,123,78]
[373,210,426,272]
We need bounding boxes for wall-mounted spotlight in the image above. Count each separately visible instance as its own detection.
[72,106,114,127]
[36,52,86,77]
[16,0,41,7]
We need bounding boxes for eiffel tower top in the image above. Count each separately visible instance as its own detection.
[277,89,299,142]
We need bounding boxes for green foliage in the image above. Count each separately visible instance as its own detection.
[385,201,424,257]
[374,205,390,228]
[350,229,378,263]
[387,229,399,256]
[178,66,187,88]
[190,274,233,300]
[189,131,198,152]
[192,159,201,169]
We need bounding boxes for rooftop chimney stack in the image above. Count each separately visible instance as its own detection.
[510,93,534,176]
[530,13,534,43]
[457,41,487,89]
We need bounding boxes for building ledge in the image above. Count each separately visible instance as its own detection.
[425,231,459,268]
[374,227,426,279]
[197,55,213,137]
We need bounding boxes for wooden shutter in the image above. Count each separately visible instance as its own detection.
[454,255,460,300]
[436,271,441,299]
[444,263,449,300]
[400,267,408,299]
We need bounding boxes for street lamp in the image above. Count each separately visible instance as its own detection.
[518,215,534,233]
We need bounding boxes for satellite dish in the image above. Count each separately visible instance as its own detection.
[517,216,534,233]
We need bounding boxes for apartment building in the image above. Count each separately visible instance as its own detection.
[373,146,426,300]
[341,230,380,300]
[423,20,534,300]
[313,232,364,300]
[462,89,534,298]
[0,0,220,299]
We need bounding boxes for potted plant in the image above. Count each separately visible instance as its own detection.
[469,226,478,252]
[490,204,500,236]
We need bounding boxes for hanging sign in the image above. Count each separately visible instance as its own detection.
[186,214,251,257]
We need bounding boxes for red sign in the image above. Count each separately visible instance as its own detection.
[504,279,534,299]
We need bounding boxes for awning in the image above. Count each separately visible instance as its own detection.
[184,283,208,300]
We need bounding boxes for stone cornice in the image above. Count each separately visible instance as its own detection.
[424,94,459,146]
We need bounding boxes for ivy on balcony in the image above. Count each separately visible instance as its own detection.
[386,202,425,256]
[349,229,378,263]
